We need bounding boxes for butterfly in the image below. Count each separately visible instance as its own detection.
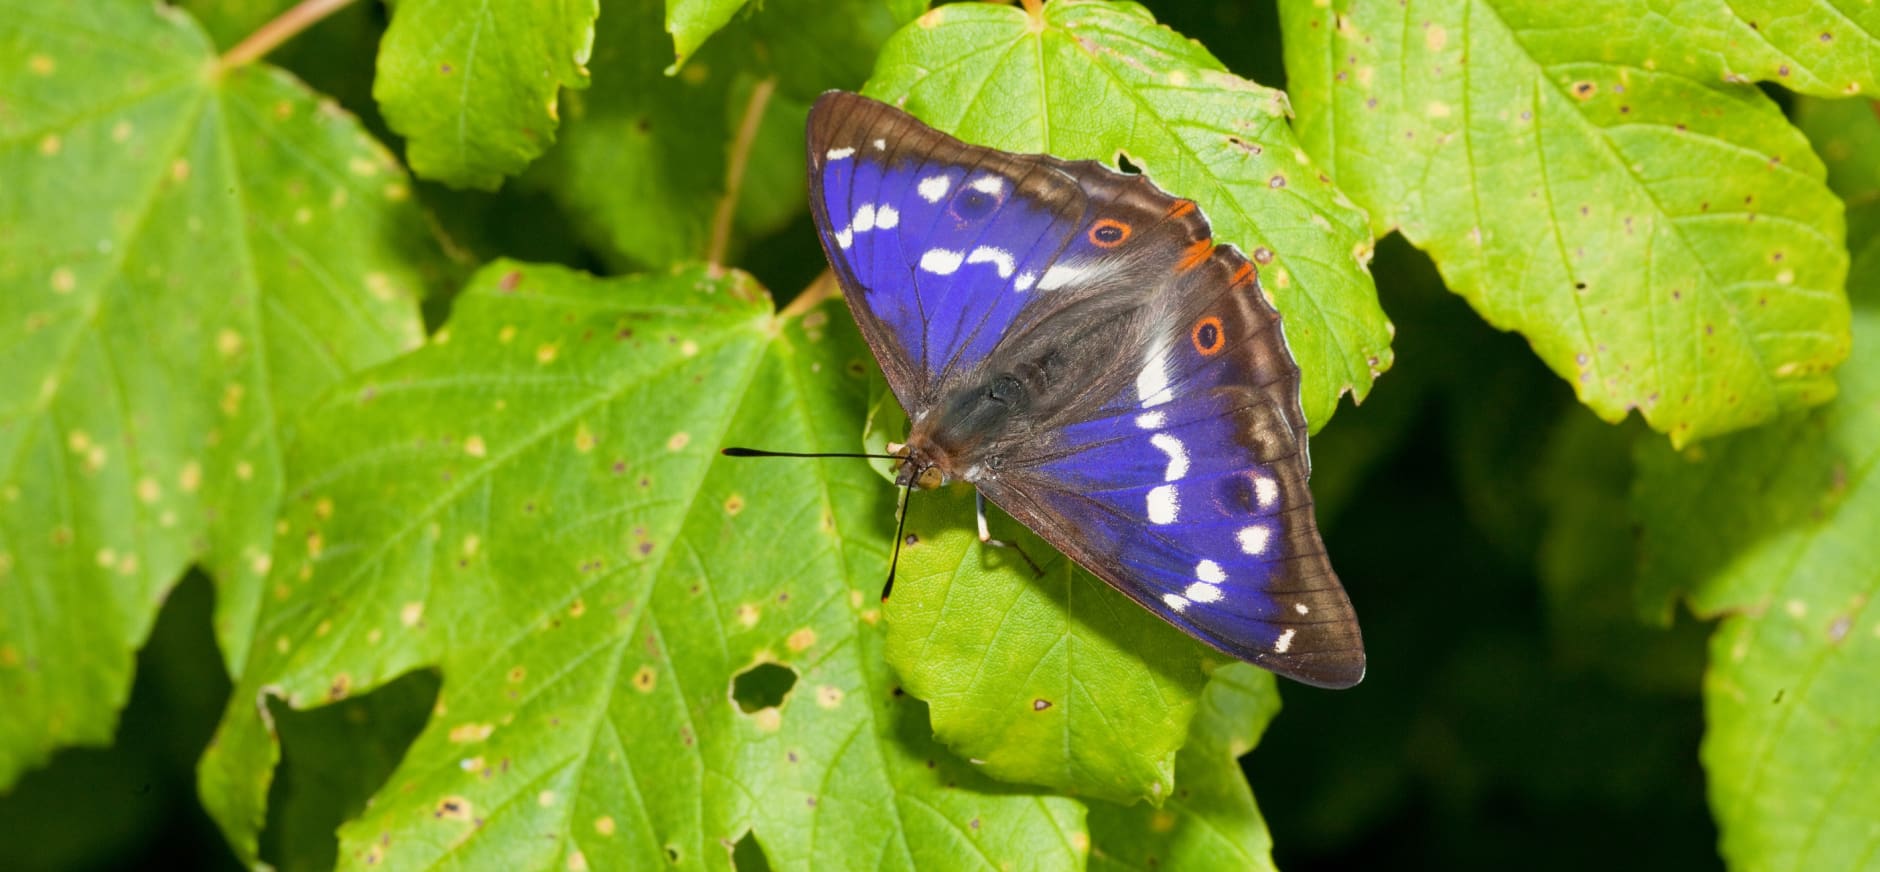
[804,91,1365,689]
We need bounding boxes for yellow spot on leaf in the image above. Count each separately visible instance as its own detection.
[349,157,377,176]
[1427,101,1451,118]
[724,493,744,515]
[216,329,243,356]
[1425,23,1447,51]
[633,665,657,693]
[307,532,324,558]
[787,628,816,652]
[538,790,558,807]
[667,432,691,451]
[754,707,782,732]
[315,498,333,520]
[536,343,558,364]
[29,55,55,75]
[498,325,517,343]
[170,159,190,182]
[680,339,699,357]
[569,598,587,617]
[235,461,253,481]
[448,722,492,743]
[1150,810,1177,833]
[275,635,291,653]
[918,7,944,28]
[251,553,271,575]
[567,850,587,872]
[96,548,118,569]
[51,268,75,293]
[736,603,760,628]
[816,685,844,709]
[402,602,424,626]
[38,134,60,156]
[594,816,616,836]
[508,665,525,683]
[384,182,410,201]
[462,534,480,556]
[574,424,595,453]
[222,382,246,416]
[465,435,488,457]
[137,478,161,503]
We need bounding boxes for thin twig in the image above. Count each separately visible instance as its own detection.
[220,0,359,71]
[706,77,777,271]
[779,269,838,320]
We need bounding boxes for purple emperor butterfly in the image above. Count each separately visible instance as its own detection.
[806,92,1364,689]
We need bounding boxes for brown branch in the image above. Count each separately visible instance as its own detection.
[220,0,359,71]
[706,77,777,271]
[779,269,839,320]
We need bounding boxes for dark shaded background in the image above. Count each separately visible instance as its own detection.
[0,2,1722,868]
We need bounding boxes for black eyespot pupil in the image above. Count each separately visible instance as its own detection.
[1200,324,1218,346]
[958,190,993,217]
[1095,225,1122,242]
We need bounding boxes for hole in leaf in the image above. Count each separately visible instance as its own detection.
[665,844,682,863]
[732,830,772,871]
[1115,153,1143,174]
[731,662,798,713]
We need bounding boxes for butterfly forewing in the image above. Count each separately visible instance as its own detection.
[806,92,1365,689]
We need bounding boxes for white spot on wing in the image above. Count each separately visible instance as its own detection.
[875,204,900,229]
[852,204,877,233]
[969,176,1006,195]
[1147,484,1178,524]
[966,246,1016,278]
[1150,433,1188,481]
[1255,475,1279,509]
[1294,602,1310,615]
[920,249,965,275]
[834,227,853,249]
[918,175,951,203]
[1036,264,1088,291]
[1137,355,1172,407]
[1185,581,1224,603]
[825,147,855,160]
[1162,593,1190,613]
[1014,271,1037,292]
[872,138,887,150]
[1238,526,1269,555]
[1135,411,1164,430]
[1273,628,1296,654]
[1195,559,1225,583]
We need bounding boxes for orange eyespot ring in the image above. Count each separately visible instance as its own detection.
[1088,219,1132,248]
[1192,316,1225,356]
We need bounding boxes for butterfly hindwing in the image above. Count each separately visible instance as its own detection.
[804,92,1365,688]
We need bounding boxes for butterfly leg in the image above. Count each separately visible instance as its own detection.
[976,491,1043,577]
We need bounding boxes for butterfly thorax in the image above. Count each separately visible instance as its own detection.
[895,372,1027,489]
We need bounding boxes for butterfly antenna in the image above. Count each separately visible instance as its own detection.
[882,483,913,602]
[721,447,900,460]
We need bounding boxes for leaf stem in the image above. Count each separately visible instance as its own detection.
[220,0,359,71]
[706,77,778,271]
[779,270,838,320]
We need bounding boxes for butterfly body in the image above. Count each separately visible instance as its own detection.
[808,92,1365,689]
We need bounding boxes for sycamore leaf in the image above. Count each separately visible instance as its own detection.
[1634,229,1880,868]
[865,0,1394,430]
[665,0,747,69]
[197,263,1089,869]
[1086,664,1280,871]
[375,0,599,189]
[1283,0,1853,447]
[0,0,432,787]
